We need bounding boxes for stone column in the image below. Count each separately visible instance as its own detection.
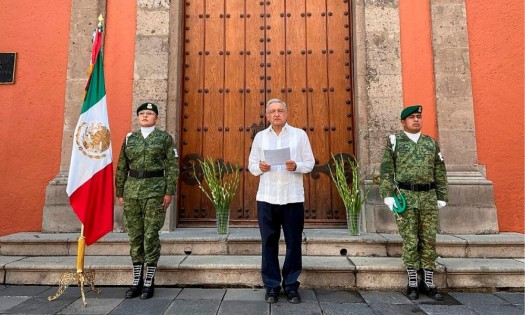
[430,0,498,233]
[42,0,107,233]
[133,0,182,230]
[356,0,404,233]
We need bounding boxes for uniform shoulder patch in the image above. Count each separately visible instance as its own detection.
[125,132,133,145]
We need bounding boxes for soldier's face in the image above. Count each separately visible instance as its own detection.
[138,110,158,127]
[401,113,422,133]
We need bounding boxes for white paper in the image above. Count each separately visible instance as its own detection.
[264,147,291,165]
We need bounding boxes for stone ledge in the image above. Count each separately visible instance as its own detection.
[1,231,523,259]
[2,256,524,290]
[439,257,525,288]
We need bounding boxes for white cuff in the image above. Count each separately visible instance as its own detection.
[384,197,395,211]
[437,200,447,208]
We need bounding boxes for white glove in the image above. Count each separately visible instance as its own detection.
[384,197,395,211]
[437,200,447,208]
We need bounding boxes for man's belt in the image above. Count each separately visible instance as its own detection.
[397,182,435,192]
[129,169,164,178]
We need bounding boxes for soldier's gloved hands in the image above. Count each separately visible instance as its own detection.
[384,197,395,211]
[437,200,447,208]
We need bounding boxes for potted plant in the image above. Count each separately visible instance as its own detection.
[328,154,372,235]
[193,157,240,234]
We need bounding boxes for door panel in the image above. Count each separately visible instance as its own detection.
[243,0,265,221]
[180,0,205,221]
[265,1,286,106]
[224,0,246,221]
[200,0,225,221]
[327,0,355,220]
[180,0,354,227]
[285,0,309,212]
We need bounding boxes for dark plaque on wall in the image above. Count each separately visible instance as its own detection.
[0,53,17,84]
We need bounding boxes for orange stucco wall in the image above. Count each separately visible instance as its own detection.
[399,0,437,138]
[105,2,135,173]
[465,0,524,232]
[0,2,71,236]
[0,2,135,237]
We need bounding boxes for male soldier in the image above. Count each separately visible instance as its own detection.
[379,105,448,301]
[115,102,179,300]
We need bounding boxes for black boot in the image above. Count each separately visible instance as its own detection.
[420,269,443,301]
[405,268,419,300]
[140,264,157,299]
[125,263,144,299]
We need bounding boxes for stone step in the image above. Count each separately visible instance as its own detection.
[0,229,523,259]
[0,255,523,290]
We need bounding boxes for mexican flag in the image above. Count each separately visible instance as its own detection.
[66,25,113,246]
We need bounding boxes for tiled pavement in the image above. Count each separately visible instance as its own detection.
[0,285,523,315]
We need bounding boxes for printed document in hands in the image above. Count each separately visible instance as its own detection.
[264,147,291,166]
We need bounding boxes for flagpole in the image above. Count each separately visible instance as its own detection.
[77,225,86,273]
[48,15,107,307]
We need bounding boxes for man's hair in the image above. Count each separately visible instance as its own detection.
[266,98,287,113]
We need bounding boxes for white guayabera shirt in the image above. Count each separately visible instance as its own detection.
[248,123,315,205]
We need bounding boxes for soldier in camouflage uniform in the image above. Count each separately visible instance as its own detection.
[379,105,448,301]
[115,102,179,300]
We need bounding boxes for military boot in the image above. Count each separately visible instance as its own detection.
[140,264,157,299]
[420,269,443,301]
[125,263,144,299]
[405,268,419,300]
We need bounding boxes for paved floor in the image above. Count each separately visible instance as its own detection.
[0,285,523,315]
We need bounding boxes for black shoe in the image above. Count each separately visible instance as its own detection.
[420,284,443,301]
[405,285,419,300]
[285,290,301,304]
[265,289,279,303]
[140,285,155,299]
[125,286,142,299]
[125,263,144,299]
[140,264,156,299]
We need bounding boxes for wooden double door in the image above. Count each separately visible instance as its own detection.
[179,0,355,227]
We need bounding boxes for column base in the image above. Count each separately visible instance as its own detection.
[364,170,499,234]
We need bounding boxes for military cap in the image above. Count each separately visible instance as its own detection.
[136,102,158,115]
[400,105,422,120]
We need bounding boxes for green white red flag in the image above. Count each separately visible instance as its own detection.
[66,23,113,245]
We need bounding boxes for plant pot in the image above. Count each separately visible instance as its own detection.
[346,209,361,236]
[216,209,230,234]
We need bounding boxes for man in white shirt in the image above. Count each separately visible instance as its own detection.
[248,98,315,304]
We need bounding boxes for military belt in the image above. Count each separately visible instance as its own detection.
[129,169,164,178]
[397,182,435,192]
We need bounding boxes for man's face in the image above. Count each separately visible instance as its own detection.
[138,110,158,127]
[401,113,422,133]
[266,102,288,129]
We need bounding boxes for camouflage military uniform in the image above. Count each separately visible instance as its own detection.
[115,129,179,265]
[379,132,448,270]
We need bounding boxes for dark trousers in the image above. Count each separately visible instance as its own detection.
[257,201,304,292]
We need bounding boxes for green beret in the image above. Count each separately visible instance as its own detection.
[400,105,422,120]
[136,102,158,115]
